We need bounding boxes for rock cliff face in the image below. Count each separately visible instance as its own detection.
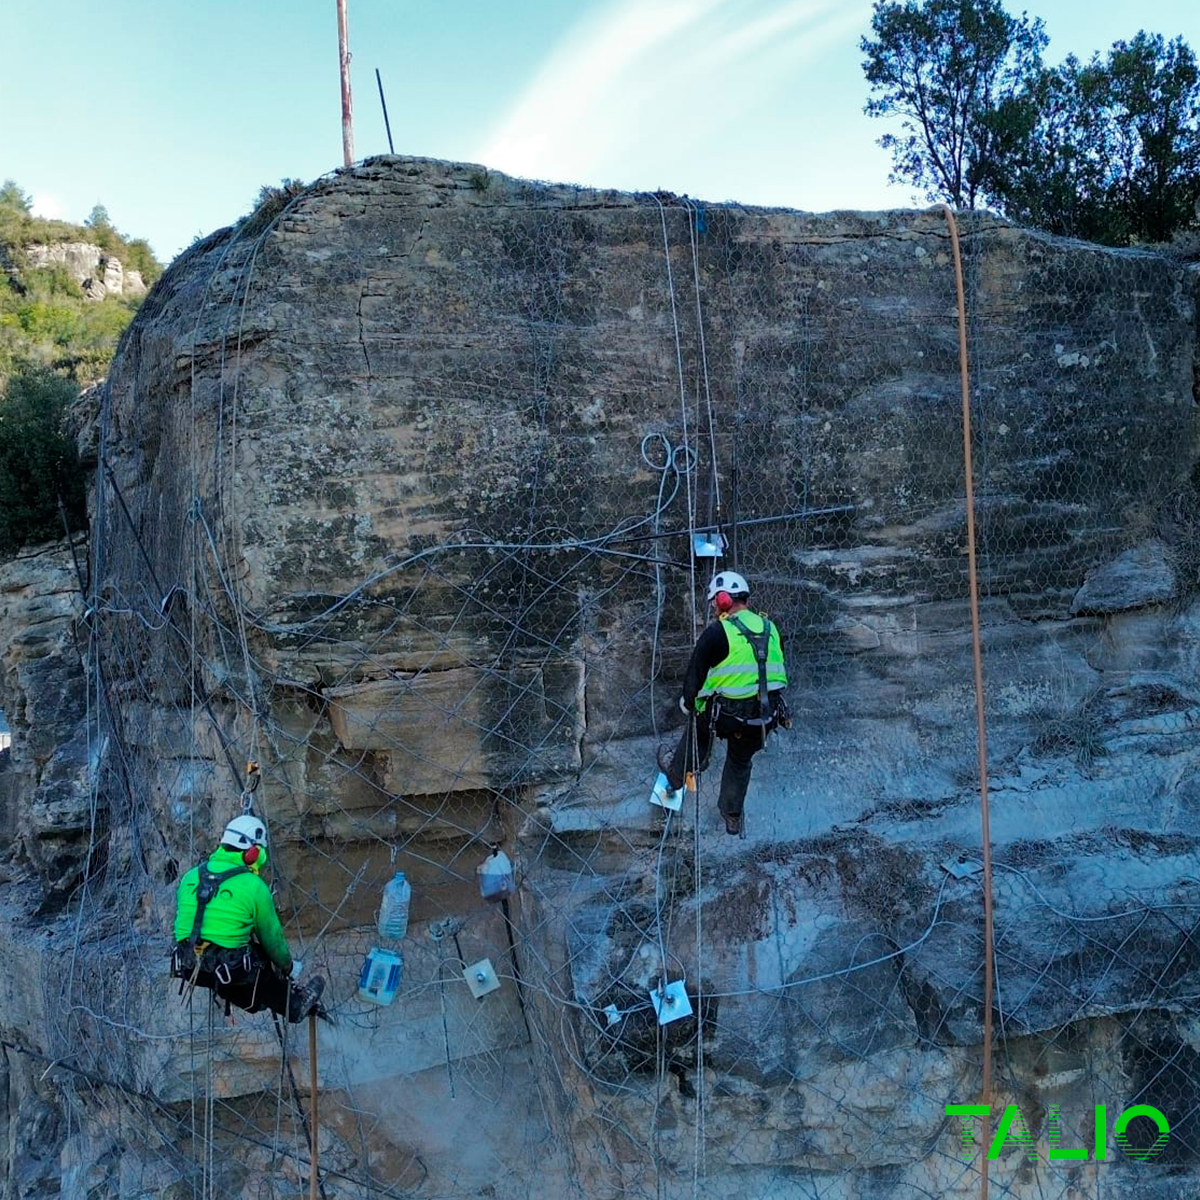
[0,543,90,899]
[2,157,1200,1198]
[23,241,147,300]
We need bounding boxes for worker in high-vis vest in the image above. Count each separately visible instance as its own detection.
[171,814,326,1022]
[663,571,789,834]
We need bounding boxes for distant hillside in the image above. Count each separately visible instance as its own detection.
[0,179,163,382]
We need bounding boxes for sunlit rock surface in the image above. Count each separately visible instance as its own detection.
[1,157,1199,1197]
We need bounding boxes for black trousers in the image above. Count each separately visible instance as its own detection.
[174,943,300,1021]
[667,695,779,819]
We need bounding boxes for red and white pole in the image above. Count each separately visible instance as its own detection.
[336,0,354,167]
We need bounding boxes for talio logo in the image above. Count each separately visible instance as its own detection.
[946,1103,1170,1164]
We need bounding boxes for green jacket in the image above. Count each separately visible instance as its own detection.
[173,846,293,972]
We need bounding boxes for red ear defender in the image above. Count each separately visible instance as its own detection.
[242,845,261,866]
[715,591,733,613]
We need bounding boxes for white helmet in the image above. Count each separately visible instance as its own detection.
[222,814,267,851]
[706,571,750,602]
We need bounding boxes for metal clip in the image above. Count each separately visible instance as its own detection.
[240,760,261,813]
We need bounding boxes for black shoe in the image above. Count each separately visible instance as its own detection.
[723,814,742,836]
[656,743,674,778]
[288,975,326,1022]
[658,742,708,781]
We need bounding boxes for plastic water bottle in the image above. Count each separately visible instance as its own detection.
[476,850,515,903]
[377,871,412,940]
[358,947,403,1006]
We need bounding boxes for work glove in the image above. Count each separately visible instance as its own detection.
[290,959,304,982]
[678,696,692,715]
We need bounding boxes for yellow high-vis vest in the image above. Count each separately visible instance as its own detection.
[695,610,787,710]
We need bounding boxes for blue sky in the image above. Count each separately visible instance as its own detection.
[3,0,1198,264]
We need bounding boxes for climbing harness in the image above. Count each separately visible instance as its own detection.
[723,613,781,745]
[172,863,255,1006]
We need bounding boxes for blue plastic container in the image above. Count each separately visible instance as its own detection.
[358,947,403,1006]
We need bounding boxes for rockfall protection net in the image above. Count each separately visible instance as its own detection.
[45,165,1200,1198]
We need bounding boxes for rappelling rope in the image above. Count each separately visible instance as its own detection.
[683,197,712,1197]
[655,196,699,636]
[644,432,697,739]
[205,997,215,1200]
[656,196,722,1198]
[651,195,696,1194]
[684,197,722,542]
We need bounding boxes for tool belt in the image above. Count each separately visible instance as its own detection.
[713,693,784,730]
[711,693,791,748]
[171,940,259,989]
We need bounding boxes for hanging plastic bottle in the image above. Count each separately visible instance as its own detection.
[358,947,403,1006]
[377,871,412,941]
[476,849,515,903]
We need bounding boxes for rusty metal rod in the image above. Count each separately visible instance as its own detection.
[376,68,394,154]
[937,203,995,1200]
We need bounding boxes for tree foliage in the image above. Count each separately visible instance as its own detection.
[0,180,32,214]
[986,34,1200,242]
[0,368,86,555]
[861,0,1047,209]
[1100,34,1200,242]
[862,1,1200,245]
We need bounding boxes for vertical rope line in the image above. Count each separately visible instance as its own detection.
[937,203,994,1200]
[685,200,721,525]
[205,998,215,1200]
[655,198,698,634]
[309,1013,320,1200]
[683,199,710,1200]
[654,194,697,1200]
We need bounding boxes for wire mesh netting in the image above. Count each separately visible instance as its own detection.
[42,159,1200,1199]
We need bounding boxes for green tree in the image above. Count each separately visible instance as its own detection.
[0,180,32,214]
[85,203,111,230]
[861,0,1047,208]
[1104,33,1200,242]
[981,55,1126,241]
[85,202,126,257]
[0,368,86,554]
[981,33,1200,243]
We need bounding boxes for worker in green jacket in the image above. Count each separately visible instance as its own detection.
[661,571,789,835]
[172,814,325,1021]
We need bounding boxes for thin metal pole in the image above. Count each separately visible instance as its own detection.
[937,203,994,1200]
[375,68,394,154]
[309,1012,320,1200]
[336,0,354,167]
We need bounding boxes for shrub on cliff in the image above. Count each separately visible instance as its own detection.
[0,368,86,554]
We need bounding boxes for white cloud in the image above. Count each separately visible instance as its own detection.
[30,191,68,220]
[480,0,725,180]
[477,0,860,192]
